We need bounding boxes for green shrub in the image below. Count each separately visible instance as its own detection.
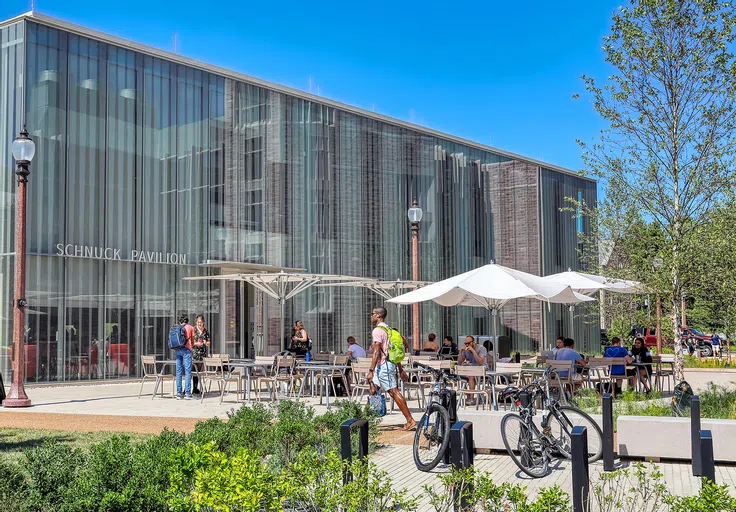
[168,441,288,512]
[283,450,417,512]
[0,460,29,512]
[23,440,87,511]
[267,400,320,469]
[313,400,381,456]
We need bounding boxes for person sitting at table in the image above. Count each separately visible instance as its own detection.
[630,336,653,393]
[458,335,487,400]
[423,333,439,352]
[554,338,586,383]
[604,336,633,393]
[552,336,564,357]
[345,336,366,359]
[439,336,458,356]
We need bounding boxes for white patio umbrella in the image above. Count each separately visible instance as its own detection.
[317,278,433,342]
[543,270,644,344]
[388,262,593,366]
[184,271,364,353]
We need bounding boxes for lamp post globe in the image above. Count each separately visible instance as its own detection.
[5,125,34,408]
[11,126,35,166]
[408,199,422,351]
[407,200,423,225]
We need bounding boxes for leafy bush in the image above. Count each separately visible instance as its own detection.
[168,442,287,512]
[23,440,87,511]
[423,466,570,512]
[0,460,29,512]
[282,450,417,512]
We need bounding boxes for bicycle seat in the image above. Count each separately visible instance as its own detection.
[501,386,520,399]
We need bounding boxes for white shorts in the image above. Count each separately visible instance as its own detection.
[372,362,398,391]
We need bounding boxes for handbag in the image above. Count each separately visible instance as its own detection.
[367,382,387,417]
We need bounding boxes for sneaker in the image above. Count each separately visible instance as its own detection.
[175,394,183,400]
[184,394,193,400]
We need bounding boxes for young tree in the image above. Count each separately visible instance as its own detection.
[579,0,736,380]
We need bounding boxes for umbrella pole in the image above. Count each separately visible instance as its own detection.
[569,305,574,341]
[280,299,286,353]
[491,308,499,370]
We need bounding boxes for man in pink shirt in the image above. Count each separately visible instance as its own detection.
[174,315,196,399]
[366,306,416,431]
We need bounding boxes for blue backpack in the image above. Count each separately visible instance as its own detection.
[168,324,188,350]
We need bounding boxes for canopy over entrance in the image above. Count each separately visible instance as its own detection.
[184,271,364,353]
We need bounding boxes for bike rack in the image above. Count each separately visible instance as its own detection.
[602,393,615,471]
[449,421,474,511]
[340,418,369,484]
[571,425,590,512]
[699,429,716,485]
[441,389,459,465]
[691,395,702,476]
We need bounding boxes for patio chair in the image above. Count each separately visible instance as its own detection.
[350,360,373,400]
[200,356,242,404]
[138,356,174,399]
[492,362,523,408]
[547,360,575,402]
[455,365,490,410]
[601,357,629,397]
[313,355,349,398]
[585,357,612,391]
[261,356,297,400]
[653,355,675,393]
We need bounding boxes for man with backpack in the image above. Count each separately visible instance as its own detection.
[366,306,416,431]
[169,315,195,399]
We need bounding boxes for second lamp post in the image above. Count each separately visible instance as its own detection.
[408,200,422,352]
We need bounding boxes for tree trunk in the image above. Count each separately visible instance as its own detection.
[672,231,685,382]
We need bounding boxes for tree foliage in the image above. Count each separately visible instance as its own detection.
[579,0,736,378]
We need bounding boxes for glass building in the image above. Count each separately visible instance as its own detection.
[0,12,597,383]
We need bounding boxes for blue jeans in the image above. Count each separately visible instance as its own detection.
[175,348,192,396]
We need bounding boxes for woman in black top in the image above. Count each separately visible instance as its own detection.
[289,320,310,356]
[192,315,210,395]
[630,337,653,393]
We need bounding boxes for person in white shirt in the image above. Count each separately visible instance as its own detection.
[345,336,366,359]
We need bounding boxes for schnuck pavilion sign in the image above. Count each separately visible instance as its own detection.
[55,243,188,265]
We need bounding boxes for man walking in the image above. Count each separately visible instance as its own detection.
[366,306,416,431]
[174,315,195,399]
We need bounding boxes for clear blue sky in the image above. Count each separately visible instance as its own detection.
[2,0,622,172]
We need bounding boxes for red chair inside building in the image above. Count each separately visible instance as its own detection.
[109,344,129,376]
[25,345,36,379]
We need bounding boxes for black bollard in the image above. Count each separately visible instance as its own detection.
[692,396,701,476]
[450,422,474,511]
[571,426,590,512]
[602,393,615,471]
[340,418,369,484]
[699,430,716,485]
[442,390,459,465]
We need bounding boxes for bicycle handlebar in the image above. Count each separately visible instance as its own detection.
[412,361,467,381]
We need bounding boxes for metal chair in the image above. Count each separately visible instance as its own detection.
[200,356,242,404]
[653,355,675,393]
[138,356,174,399]
[455,365,490,409]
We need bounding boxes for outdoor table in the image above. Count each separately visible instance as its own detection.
[152,359,201,397]
[226,360,272,402]
[296,363,349,407]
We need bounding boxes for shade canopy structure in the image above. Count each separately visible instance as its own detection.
[543,270,644,295]
[184,271,364,353]
[388,263,593,365]
[317,278,433,301]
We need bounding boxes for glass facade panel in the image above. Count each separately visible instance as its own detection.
[0,19,596,382]
[540,168,598,353]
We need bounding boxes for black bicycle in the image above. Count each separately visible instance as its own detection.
[411,361,464,472]
[500,367,603,478]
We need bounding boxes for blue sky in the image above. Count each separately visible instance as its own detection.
[1,0,622,172]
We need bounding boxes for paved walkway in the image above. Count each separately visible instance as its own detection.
[372,445,736,511]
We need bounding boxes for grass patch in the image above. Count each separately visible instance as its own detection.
[683,356,733,368]
[0,428,152,463]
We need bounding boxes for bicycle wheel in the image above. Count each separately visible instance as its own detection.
[413,402,450,472]
[500,413,549,478]
[548,406,604,463]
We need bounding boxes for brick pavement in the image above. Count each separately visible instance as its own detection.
[371,444,736,511]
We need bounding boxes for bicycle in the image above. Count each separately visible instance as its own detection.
[411,361,465,472]
[500,367,603,478]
